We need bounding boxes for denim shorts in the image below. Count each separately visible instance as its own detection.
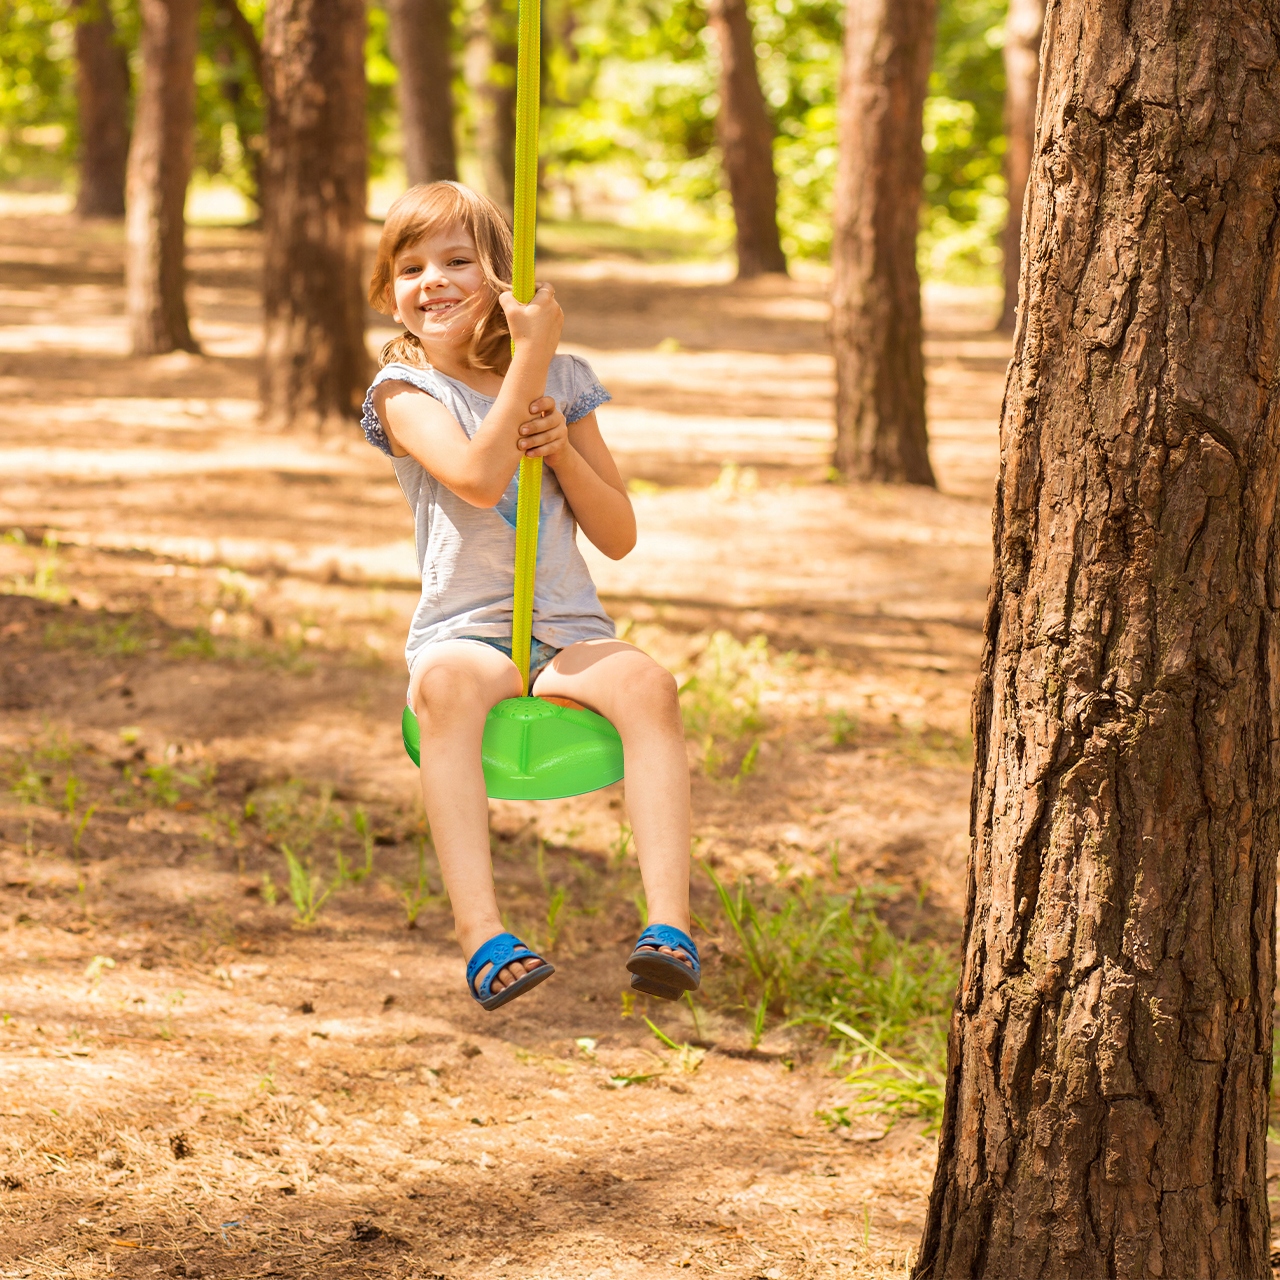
[460,635,561,683]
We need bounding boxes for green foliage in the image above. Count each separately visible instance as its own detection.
[703,867,956,1125]
[5,534,68,603]
[0,0,78,186]
[396,835,441,929]
[678,631,769,778]
[921,0,1008,280]
[193,0,265,208]
[281,843,340,926]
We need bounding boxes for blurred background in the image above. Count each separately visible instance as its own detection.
[0,0,1006,283]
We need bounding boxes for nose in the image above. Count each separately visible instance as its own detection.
[419,261,450,289]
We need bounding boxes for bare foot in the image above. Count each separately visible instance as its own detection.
[472,955,544,998]
[634,942,695,974]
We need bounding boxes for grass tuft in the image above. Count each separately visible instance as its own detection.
[702,867,956,1127]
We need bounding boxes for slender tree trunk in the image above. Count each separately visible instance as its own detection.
[260,0,369,432]
[464,0,516,220]
[830,0,936,485]
[210,0,265,215]
[388,0,458,185]
[914,3,1280,1277]
[707,0,786,279]
[72,0,130,218]
[125,0,199,354]
[995,0,1043,333]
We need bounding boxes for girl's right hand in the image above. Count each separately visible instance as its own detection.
[499,282,563,355]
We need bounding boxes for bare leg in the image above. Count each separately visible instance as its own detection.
[533,640,694,973]
[410,640,544,995]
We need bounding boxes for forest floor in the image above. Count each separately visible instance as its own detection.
[0,206,1074,1279]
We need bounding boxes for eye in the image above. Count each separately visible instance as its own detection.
[447,257,472,268]
[400,264,422,277]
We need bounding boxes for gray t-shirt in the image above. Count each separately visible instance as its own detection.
[361,353,617,674]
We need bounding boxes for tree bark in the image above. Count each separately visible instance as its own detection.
[996,0,1043,333]
[464,0,516,220]
[830,0,936,485]
[260,0,369,432]
[72,0,131,219]
[707,0,786,279]
[914,3,1280,1277]
[388,0,458,186]
[125,0,199,355]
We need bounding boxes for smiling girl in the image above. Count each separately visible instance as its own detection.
[361,181,699,1011]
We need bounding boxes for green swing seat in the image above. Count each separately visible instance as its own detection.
[399,0,625,801]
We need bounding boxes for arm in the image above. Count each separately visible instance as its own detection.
[546,410,636,560]
[374,284,563,508]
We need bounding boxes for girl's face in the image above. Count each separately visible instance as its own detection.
[391,224,490,350]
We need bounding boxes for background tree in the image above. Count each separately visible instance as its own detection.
[706,0,786,278]
[830,0,936,485]
[72,0,130,218]
[125,0,199,354]
[260,0,368,432]
[388,0,459,186]
[203,0,266,213]
[995,0,1041,332]
[914,2,1280,1275]
[465,0,516,218]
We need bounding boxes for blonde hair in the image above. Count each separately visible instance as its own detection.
[368,182,514,374]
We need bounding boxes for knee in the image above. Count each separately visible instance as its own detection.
[629,662,681,722]
[414,662,487,724]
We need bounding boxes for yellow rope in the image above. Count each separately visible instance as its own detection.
[509,0,541,696]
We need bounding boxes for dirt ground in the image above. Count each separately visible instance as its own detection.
[0,206,1009,1279]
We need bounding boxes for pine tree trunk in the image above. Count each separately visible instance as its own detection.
[260,0,369,432]
[388,0,458,186]
[995,0,1043,333]
[830,0,936,485]
[914,3,1280,1276]
[464,0,516,221]
[72,0,130,219]
[707,0,786,279]
[125,0,199,355]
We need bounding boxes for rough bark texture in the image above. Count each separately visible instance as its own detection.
[260,0,369,432]
[830,0,936,485]
[707,0,787,279]
[124,0,199,354]
[465,0,516,220]
[914,3,1280,1277]
[388,0,458,186]
[73,0,131,219]
[997,0,1045,332]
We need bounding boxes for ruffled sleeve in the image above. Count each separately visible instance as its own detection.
[561,354,612,423]
[360,363,447,457]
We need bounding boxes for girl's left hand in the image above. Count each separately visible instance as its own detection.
[517,397,570,466]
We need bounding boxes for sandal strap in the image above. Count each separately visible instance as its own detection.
[466,932,542,1002]
[633,923,700,977]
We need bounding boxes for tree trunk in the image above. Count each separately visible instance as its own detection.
[210,0,265,216]
[914,3,1280,1277]
[125,0,199,354]
[388,0,458,186]
[260,0,369,433]
[995,0,1043,333]
[706,0,786,279]
[72,0,131,219]
[464,0,516,220]
[830,0,936,485]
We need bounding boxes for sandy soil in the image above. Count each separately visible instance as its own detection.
[0,210,1009,1279]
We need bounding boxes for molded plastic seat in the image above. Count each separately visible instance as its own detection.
[401,698,624,800]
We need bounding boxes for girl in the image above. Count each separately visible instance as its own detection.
[362,182,698,1012]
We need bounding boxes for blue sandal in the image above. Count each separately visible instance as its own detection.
[626,923,700,1000]
[466,932,555,1011]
